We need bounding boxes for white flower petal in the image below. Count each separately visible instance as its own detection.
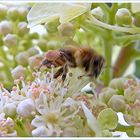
[17,98,35,118]
[31,115,45,127]
[32,126,48,137]
[27,3,91,28]
[81,102,102,137]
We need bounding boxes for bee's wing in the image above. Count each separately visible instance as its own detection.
[27,3,91,28]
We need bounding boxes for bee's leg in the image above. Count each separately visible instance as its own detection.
[54,67,64,78]
[62,64,68,82]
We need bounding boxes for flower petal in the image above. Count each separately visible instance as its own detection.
[81,102,101,137]
[27,3,91,28]
[31,115,45,127]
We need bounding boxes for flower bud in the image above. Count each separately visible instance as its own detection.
[134,126,140,136]
[15,51,30,66]
[97,108,118,130]
[109,77,126,93]
[108,95,126,112]
[47,41,59,50]
[115,8,132,26]
[17,98,35,118]
[7,7,19,21]
[3,34,17,47]
[45,18,60,33]
[11,65,26,80]
[99,87,117,104]
[29,32,39,39]
[28,54,43,70]
[0,4,8,19]
[32,126,48,137]
[27,47,39,56]
[91,7,104,21]
[124,87,136,102]
[101,129,112,137]
[0,21,12,36]
[18,22,29,36]
[133,15,140,27]
[62,127,77,137]
[3,103,17,118]
[18,7,28,21]
[0,72,5,81]
[58,22,75,37]
[37,39,47,51]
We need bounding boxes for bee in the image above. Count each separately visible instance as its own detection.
[39,46,105,81]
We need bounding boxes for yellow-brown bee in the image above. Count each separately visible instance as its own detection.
[40,46,105,81]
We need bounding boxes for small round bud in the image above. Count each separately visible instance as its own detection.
[115,8,132,26]
[109,77,126,92]
[18,7,28,21]
[11,65,26,80]
[0,4,8,19]
[18,22,29,36]
[45,18,60,33]
[3,34,17,47]
[124,87,136,102]
[0,73,5,81]
[97,108,118,130]
[7,7,19,21]
[58,22,75,37]
[37,39,47,51]
[17,98,35,118]
[47,41,59,50]
[62,127,77,137]
[27,47,39,56]
[0,21,12,36]
[101,129,112,137]
[133,15,140,27]
[108,95,126,112]
[15,51,30,66]
[3,103,17,118]
[28,54,43,70]
[91,7,104,21]
[134,126,140,136]
[29,32,39,39]
[99,87,117,104]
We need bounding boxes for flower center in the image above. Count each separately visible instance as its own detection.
[46,111,59,124]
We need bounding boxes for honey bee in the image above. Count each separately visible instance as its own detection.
[39,46,105,81]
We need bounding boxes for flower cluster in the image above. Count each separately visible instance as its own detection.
[98,77,140,136]
[0,66,107,137]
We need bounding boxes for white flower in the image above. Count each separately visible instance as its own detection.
[3,103,16,118]
[0,113,17,136]
[17,98,35,118]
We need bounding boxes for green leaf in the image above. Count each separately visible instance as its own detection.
[81,102,102,137]
[27,3,91,28]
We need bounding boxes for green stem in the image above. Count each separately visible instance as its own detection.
[15,119,31,137]
[102,32,113,85]
[115,33,140,44]
[0,48,13,82]
[87,13,140,34]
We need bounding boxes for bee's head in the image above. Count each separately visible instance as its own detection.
[93,55,105,78]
